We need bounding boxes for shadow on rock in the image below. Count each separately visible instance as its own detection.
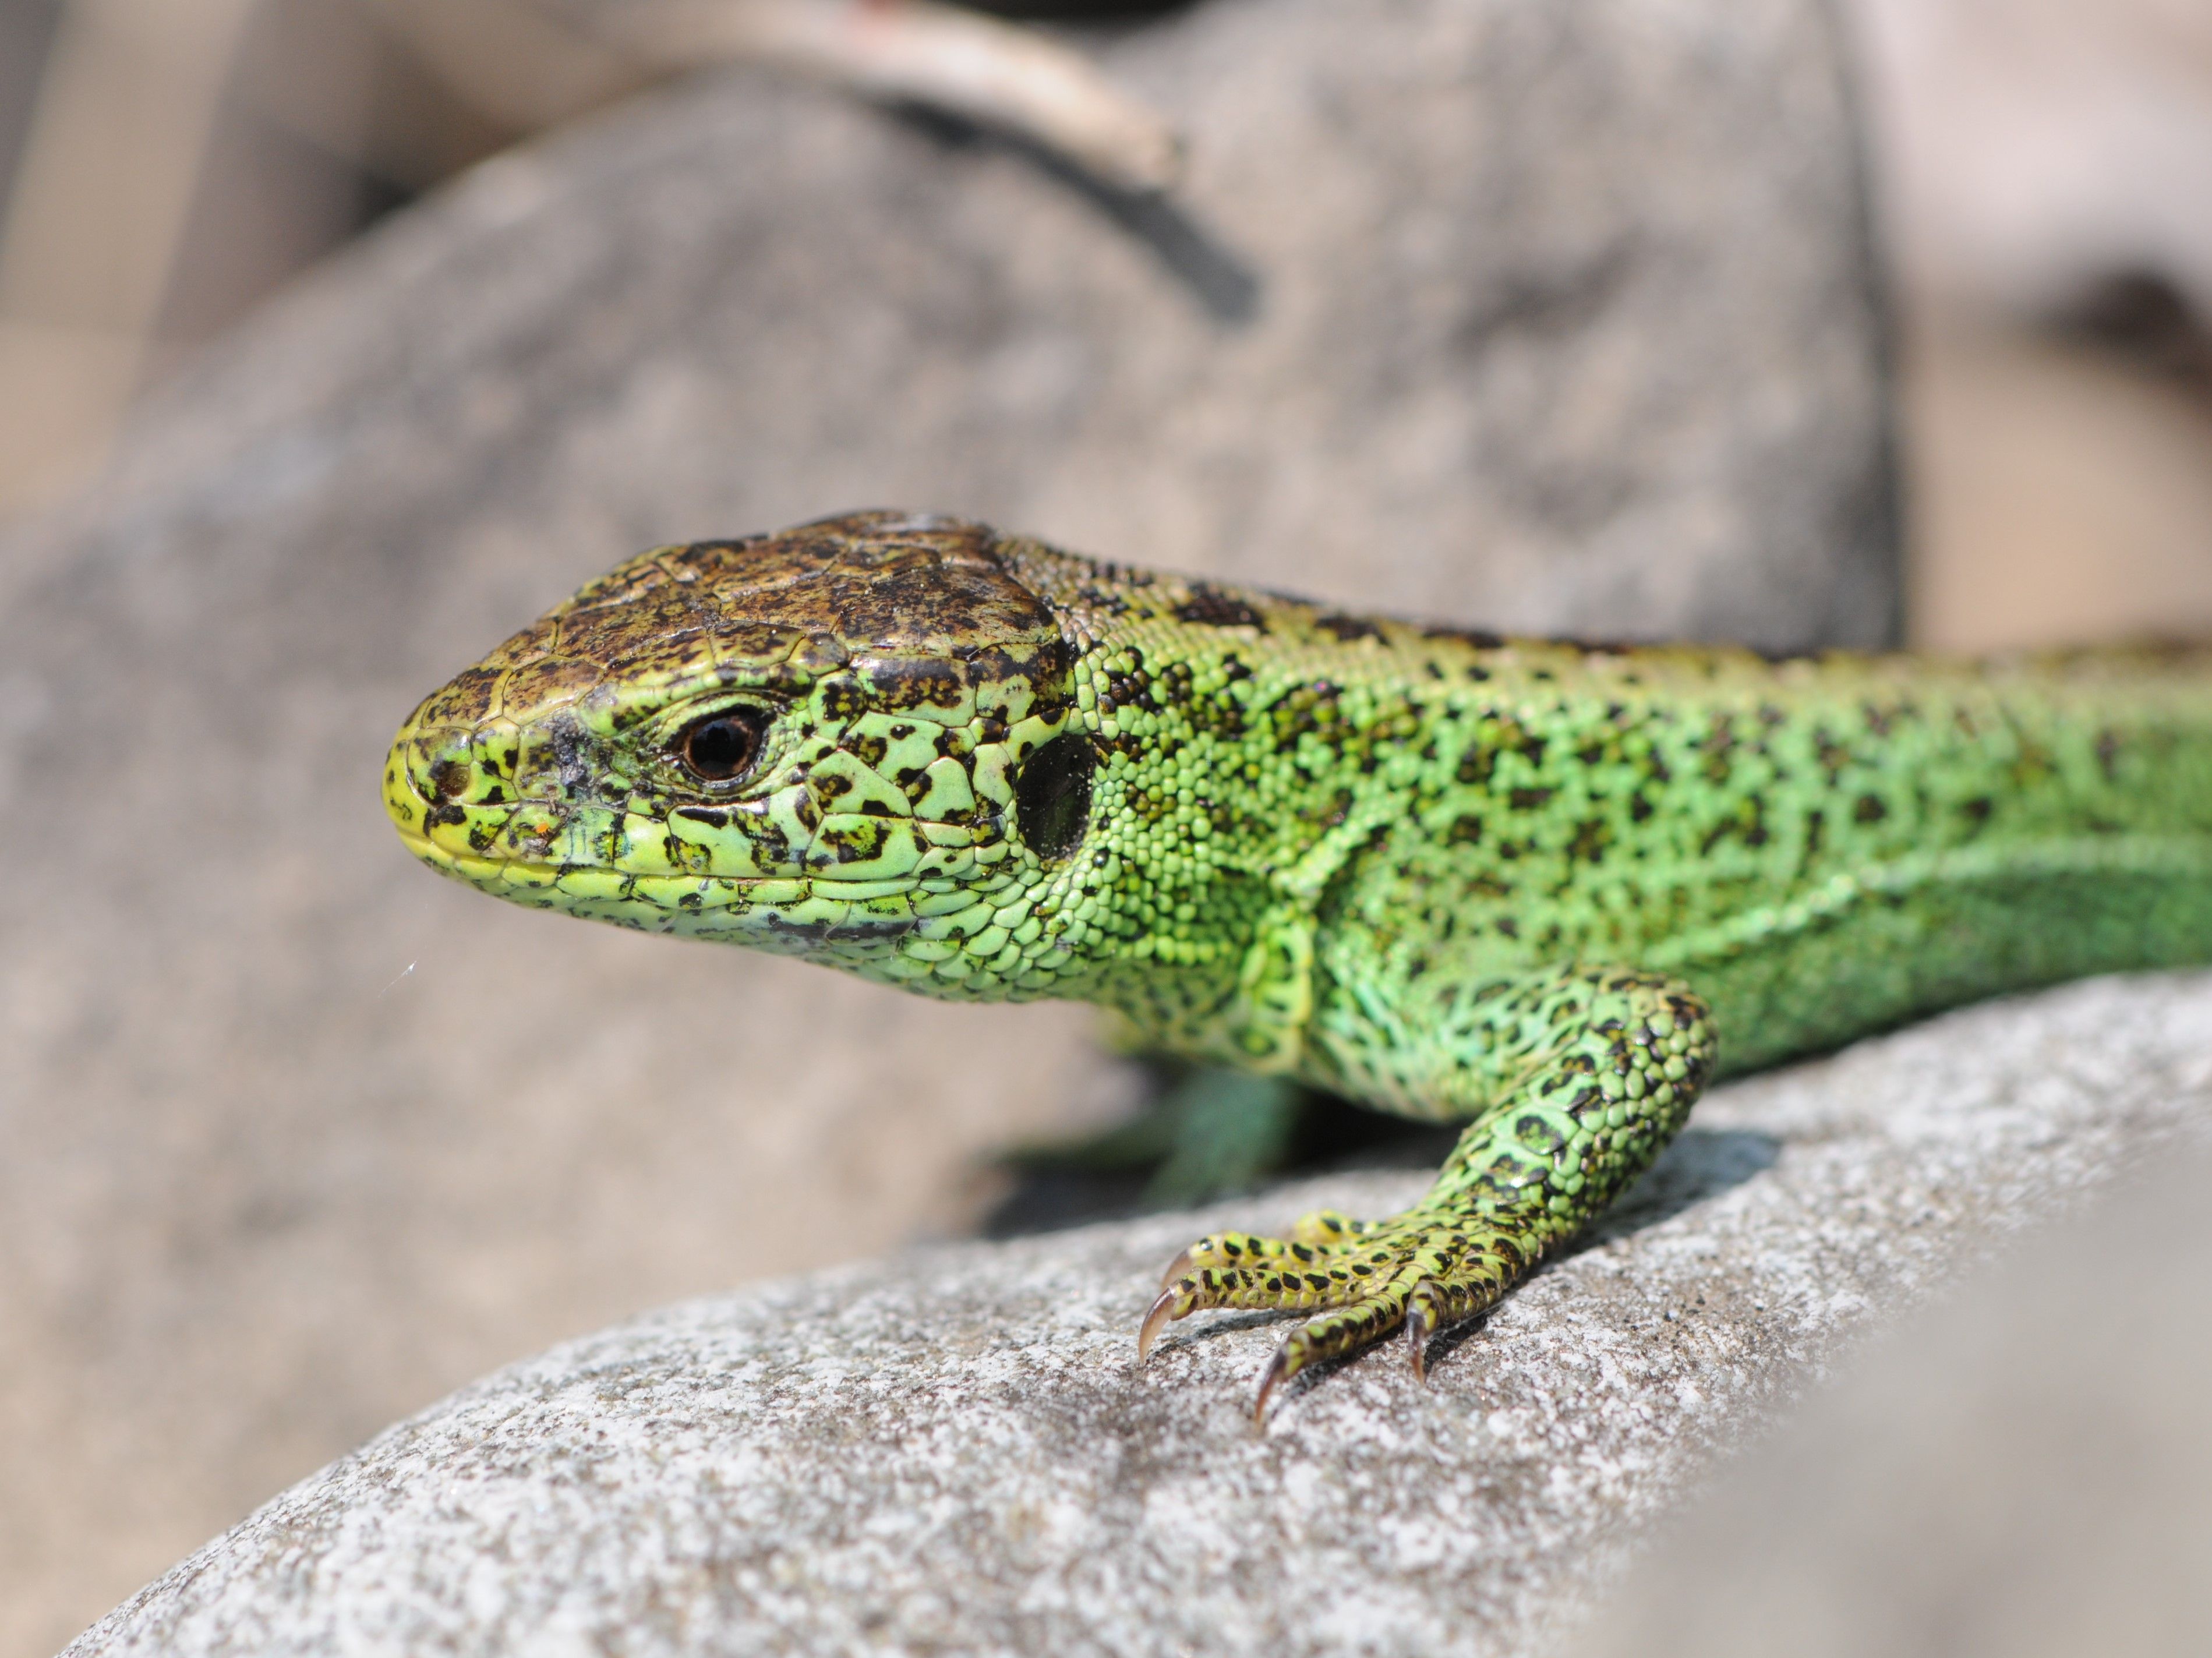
[1591,1126,1784,1243]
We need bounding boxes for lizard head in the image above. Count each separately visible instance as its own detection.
[384,512,1101,988]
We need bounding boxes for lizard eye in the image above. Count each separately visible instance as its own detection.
[674,706,768,785]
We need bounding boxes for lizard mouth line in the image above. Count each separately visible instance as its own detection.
[394,829,922,902]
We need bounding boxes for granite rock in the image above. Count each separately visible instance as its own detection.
[0,0,1891,1646]
[69,975,2212,1656]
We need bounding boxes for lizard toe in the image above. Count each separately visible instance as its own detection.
[1134,1233,1378,1363]
[1255,1284,1422,1420]
[1289,1208,1378,1246]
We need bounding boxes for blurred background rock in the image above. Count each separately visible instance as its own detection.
[0,2,2206,1653]
[3,0,2207,641]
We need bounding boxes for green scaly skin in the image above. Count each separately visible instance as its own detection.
[386,512,2212,1415]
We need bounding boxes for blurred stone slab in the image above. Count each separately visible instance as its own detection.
[0,0,1892,1648]
[15,0,1896,648]
[70,975,2212,1657]
[1572,1137,2212,1658]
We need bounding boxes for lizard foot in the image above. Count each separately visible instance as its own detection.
[1136,1206,1533,1419]
[1132,968,1716,1417]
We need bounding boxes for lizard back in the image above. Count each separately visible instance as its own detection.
[389,512,2212,1095]
[995,534,2212,1085]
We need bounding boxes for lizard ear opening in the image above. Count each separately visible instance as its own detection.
[1013,733,1095,863]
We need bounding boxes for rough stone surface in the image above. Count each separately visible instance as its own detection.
[0,1,1889,1648]
[69,975,2212,1656]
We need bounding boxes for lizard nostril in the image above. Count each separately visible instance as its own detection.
[429,757,471,801]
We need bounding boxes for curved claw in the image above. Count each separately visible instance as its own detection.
[1135,1285,1182,1364]
[1154,1246,1195,1293]
[1405,1291,1436,1384]
[1252,1341,1295,1424]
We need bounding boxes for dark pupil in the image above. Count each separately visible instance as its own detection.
[1012,733,1095,862]
[679,711,764,783]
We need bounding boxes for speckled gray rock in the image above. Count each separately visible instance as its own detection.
[69,975,2212,1657]
[0,1,1891,1648]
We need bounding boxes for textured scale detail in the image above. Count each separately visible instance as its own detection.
[387,511,2212,1417]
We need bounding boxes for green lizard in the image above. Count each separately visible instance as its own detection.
[385,511,2212,1415]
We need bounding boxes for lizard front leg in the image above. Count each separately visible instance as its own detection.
[1138,966,1718,1417]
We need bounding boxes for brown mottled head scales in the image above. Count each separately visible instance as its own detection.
[416,510,1068,727]
[584,510,1065,662]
